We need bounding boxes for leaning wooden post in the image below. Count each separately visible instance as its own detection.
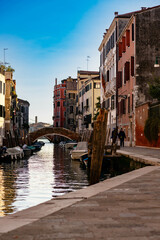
[90,108,108,185]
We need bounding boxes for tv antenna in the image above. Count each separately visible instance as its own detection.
[4,48,9,66]
[86,56,90,71]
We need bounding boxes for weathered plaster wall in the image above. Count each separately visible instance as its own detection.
[136,7,160,105]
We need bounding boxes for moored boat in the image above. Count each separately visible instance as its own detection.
[70,141,88,160]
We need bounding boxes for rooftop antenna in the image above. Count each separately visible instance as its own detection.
[86,56,90,71]
[4,48,9,66]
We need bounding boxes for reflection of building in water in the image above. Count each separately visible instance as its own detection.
[52,145,89,197]
[0,169,5,217]
[0,161,28,216]
[1,164,17,216]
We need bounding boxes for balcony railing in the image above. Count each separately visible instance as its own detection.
[105,77,116,98]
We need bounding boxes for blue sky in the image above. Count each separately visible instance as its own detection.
[0,0,159,124]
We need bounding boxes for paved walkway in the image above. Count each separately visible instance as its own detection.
[117,146,160,166]
[0,147,160,239]
[119,146,160,159]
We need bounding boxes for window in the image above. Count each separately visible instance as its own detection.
[3,83,5,95]
[123,67,126,85]
[57,90,60,96]
[126,30,130,47]
[132,94,134,111]
[3,106,5,118]
[94,83,101,89]
[0,81,2,93]
[121,99,126,114]
[132,23,134,41]
[0,105,2,117]
[128,96,130,113]
[119,42,122,58]
[125,62,130,82]
[57,102,60,107]
[122,36,126,52]
[70,106,73,114]
[86,98,89,107]
[107,70,109,82]
[85,85,89,92]
[76,107,78,115]
[111,95,115,110]
[69,93,75,99]
[117,71,122,88]
[131,56,134,76]
[90,83,92,89]
[63,101,65,106]
[81,102,83,111]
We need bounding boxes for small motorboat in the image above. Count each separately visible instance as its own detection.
[80,153,89,168]
[70,141,88,160]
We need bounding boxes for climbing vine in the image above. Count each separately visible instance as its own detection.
[149,77,160,101]
[93,96,101,120]
[144,116,160,142]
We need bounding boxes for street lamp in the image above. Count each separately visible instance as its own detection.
[154,56,160,68]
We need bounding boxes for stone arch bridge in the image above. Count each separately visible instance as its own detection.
[28,127,81,143]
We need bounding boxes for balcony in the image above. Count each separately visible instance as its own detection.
[105,77,116,98]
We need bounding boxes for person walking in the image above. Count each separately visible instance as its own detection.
[118,128,126,147]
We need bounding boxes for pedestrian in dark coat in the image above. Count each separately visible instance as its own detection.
[118,128,126,147]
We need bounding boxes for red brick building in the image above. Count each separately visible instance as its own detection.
[117,6,160,147]
[117,16,135,146]
[53,78,66,128]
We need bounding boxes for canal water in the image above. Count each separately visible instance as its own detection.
[0,140,89,217]
[0,140,148,217]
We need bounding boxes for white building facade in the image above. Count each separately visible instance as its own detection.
[99,13,131,142]
[0,71,5,146]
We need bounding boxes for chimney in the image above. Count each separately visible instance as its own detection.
[114,12,118,16]
[141,7,147,10]
[35,116,38,124]
[55,78,57,86]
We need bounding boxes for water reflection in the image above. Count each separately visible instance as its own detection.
[0,141,89,216]
[52,145,89,197]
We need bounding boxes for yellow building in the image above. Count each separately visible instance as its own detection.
[76,71,100,134]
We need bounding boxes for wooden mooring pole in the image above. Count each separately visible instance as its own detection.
[90,108,108,185]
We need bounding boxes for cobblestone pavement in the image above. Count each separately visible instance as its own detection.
[0,166,160,240]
